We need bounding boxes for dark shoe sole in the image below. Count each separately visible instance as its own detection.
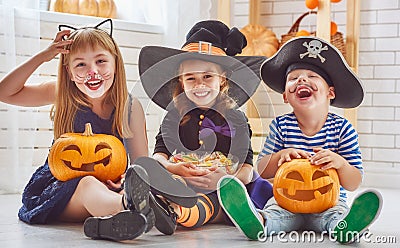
[84,210,146,241]
[149,193,176,235]
[134,157,198,208]
[124,165,155,232]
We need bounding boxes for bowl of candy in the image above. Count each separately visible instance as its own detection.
[169,151,239,174]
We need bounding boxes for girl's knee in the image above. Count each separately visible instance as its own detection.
[77,176,104,191]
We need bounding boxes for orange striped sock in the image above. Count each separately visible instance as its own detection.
[177,194,215,228]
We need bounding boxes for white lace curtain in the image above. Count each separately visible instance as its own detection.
[0,0,212,193]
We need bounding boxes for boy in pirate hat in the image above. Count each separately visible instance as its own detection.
[138,20,273,232]
[218,36,382,243]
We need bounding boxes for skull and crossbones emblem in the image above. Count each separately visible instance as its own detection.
[299,40,328,63]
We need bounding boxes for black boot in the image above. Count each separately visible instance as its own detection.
[83,165,155,241]
[134,157,198,208]
[83,210,147,241]
[149,193,177,235]
[123,164,156,233]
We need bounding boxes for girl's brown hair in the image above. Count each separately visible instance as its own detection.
[51,28,131,139]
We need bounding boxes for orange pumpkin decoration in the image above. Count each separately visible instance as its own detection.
[48,123,127,182]
[240,24,280,57]
[330,21,338,35]
[296,29,311,37]
[305,0,319,9]
[273,159,340,213]
[49,0,117,18]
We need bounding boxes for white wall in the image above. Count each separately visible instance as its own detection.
[232,0,400,188]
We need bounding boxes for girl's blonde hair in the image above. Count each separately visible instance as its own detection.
[51,27,131,139]
[173,61,236,125]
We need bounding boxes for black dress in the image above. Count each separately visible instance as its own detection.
[154,106,253,168]
[18,106,122,224]
[154,105,273,209]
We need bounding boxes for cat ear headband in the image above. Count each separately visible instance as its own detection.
[58,18,113,39]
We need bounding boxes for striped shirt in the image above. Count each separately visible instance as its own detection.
[257,112,363,201]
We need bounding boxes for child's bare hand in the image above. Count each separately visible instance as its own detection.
[184,176,210,188]
[203,167,227,190]
[310,147,346,170]
[167,161,209,177]
[278,148,310,166]
[40,30,73,62]
[105,174,125,192]
[185,167,226,190]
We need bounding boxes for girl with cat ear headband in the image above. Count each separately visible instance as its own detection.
[0,19,185,242]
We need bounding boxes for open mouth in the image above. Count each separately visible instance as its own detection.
[193,90,210,97]
[85,80,104,91]
[296,86,313,98]
[61,154,112,172]
[277,183,333,201]
[84,73,105,91]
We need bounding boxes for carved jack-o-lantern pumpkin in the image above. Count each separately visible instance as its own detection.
[49,123,127,182]
[273,159,340,213]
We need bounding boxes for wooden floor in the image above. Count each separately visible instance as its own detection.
[0,187,399,247]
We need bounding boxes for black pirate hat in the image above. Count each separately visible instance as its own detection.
[261,36,364,108]
[139,20,266,110]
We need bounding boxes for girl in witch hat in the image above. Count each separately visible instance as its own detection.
[139,20,273,231]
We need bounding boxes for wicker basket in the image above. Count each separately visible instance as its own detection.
[280,11,346,57]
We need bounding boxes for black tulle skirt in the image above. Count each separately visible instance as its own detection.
[18,161,81,224]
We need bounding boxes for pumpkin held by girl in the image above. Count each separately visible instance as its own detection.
[48,123,127,182]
